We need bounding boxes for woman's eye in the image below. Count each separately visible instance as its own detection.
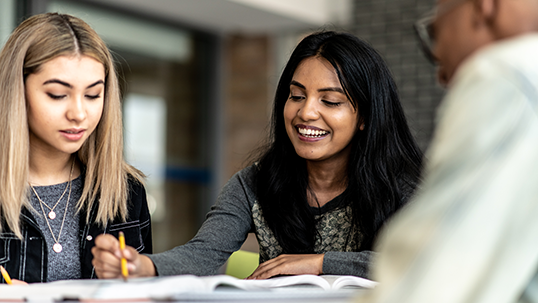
[323,100,341,107]
[47,93,65,100]
[86,94,101,100]
[289,95,304,101]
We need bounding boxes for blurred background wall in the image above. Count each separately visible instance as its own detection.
[0,0,443,254]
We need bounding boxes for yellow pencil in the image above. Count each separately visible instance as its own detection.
[119,231,128,281]
[0,265,12,285]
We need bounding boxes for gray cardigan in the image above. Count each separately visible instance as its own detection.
[148,165,374,278]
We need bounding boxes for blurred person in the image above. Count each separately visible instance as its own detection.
[0,13,152,283]
[358,0,538,302]
[92,31,423,280]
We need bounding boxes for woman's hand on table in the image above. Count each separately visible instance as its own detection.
[246,254,324,279]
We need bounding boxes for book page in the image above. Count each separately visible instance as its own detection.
[196,274,377,291]
[241,274,332,290]
[321,275,378,289]
[199,275,262,291]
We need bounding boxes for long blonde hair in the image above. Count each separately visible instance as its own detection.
[0,13,144,238]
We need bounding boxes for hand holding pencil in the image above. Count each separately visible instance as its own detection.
[91,233,157,279]
[119,231,128,281]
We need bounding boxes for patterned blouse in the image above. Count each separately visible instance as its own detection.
[252,197,362,263]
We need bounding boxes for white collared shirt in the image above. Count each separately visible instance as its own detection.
[360,33,538,303]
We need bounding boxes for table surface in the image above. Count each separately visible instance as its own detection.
[167,286,369,303]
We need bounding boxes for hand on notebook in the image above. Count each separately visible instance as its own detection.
[246,254,324,280]
[91,234,156,279]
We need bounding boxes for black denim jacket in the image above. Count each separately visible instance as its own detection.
[0,178,152,283]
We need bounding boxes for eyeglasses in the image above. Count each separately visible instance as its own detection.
[413,0,470,64]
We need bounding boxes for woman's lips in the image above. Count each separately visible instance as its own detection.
[295,125,329,142]
[60,129,85,141]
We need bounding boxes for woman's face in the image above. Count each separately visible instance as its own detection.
[26,55,105,157]
[284,56,361,163]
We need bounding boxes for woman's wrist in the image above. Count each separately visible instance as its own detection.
[318,253,325,274]
[139,254,157,277]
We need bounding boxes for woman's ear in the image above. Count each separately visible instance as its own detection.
[473,0,499,28]
[359,117,366,131]
[476,0,497,15]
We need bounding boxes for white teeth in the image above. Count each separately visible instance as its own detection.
[297,127,328,138]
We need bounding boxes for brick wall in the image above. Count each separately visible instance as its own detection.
[352,0,444,151]
[224,34,272,181]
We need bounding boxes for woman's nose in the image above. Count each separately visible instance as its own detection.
[297,98,320,121]
[66,96,86,122]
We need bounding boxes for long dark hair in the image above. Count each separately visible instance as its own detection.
[255,31,423,253]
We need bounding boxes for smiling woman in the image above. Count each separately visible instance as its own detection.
[0,13,152,283]
[249,31,424,278]
[284,57,359,168]
[91,31,423,282]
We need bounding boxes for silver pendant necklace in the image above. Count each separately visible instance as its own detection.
[33,161,73,220]
[29,158,74,253]
[40,181,69,220]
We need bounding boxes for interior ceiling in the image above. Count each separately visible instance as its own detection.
[82,0,320,33]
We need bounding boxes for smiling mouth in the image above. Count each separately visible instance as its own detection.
[297,126,329,138]
[63,130,83,134]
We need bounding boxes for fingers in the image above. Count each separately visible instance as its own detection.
[94,234,122,255]
[121,245,137,261]
[248,256,289,279]
[247,257,286,279]
[92,244,122,279]
[92,234,127,279]
[122,245,142,274]
[247,254,324,280]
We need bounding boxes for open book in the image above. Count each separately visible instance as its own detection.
[0,274,377,301]
[246,274,377,290]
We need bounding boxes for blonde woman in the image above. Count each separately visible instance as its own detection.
[0,13,152,283]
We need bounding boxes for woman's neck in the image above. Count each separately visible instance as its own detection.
[28,151,78,186]
[306,158,348,208]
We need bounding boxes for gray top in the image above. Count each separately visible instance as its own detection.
[148,165,374,278]
[29,176,82,282]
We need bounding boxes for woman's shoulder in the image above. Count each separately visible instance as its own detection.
[127,175,145,190]
[235,163,259,181]
[220,164,259,204]
[125,175,147,205]
[224,163,257,184]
